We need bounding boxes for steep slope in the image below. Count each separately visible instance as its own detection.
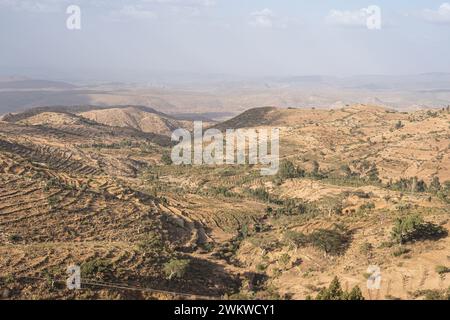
[0,117,239,299]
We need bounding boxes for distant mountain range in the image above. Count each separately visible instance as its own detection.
[0,74,449,118]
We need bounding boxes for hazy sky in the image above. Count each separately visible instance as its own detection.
[1,0,450,81]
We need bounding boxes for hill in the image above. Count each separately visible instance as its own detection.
[1,105,194,137]
[78,106,193,136]
[215,105,450,183]
[0,104,449,300]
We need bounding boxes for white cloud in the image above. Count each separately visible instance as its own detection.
[249,8,274,28]
[326,7,379,28]
[422,3,450,24]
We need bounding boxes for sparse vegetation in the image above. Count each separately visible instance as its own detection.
[163,258,190,280]
[1,104,450,300]
[435,265,450,275]
[392,246,411,257]
[391,215,447,244]
[161,152,173,165]
[315,277,364,300]
[81,259,113,280]
[278,160,305,180]
[412,288,450,300]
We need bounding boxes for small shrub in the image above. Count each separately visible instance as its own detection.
[359,202,375,212]
[395,120,404,130]
[278,160,305,180]
[137,232,164,254]
[256,264,267,272]
[161,152,173,165]
[8,234,21,243]
[435,265,450,275]
[392,247,411,257]
[81,259,112,279]
[278,253,291,269]
[360,242,373,256]
[413,289,450,300]
[163,258,190,280]
[379,241,394,248]
[247,187,271,202]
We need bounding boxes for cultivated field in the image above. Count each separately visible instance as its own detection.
[0,104,449,300]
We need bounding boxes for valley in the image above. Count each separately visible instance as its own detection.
[0,104,449,300]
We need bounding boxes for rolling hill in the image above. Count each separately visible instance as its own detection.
[0,104,449,300]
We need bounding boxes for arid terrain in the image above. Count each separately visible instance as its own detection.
[0,104,449,300]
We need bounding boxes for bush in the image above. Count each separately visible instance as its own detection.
[366,164,379,181]
[137,232,164,254]
[161,152,173,165]
[389,177,427,193]
[340,164,352,178]
[358,202,375,213]
[391,215,447,244]
[163,258,190,280]
[309,225,351,256]
[282,230,309,248]
[278,253,291,269]
[275,199,320,216]
[413,289,450,300]
[360,242,373,256]
[395,120,404,129]
[315,277,364,300]
[8,234,21,243]
[430,176,442,192]
[256,264,267,272]
[435,265,450,275]
[278,160,305,180]
[247,187,271,202]
[392,246,411,257]
[81,259,112,279]
[346,286,365,300]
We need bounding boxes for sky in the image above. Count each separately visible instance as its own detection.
[1,0,450,82]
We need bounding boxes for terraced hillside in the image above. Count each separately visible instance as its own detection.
[1,105,197,137]
[0,113,239,299]
[0,104,449,300]
[218,105,450,183]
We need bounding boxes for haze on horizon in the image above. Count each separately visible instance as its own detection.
[1,0,450,83]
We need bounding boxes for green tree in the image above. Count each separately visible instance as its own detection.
[345,286,365,300]
[315,277,365,300]
[430,176,441,192]
[316,277,344,300]
[163,258,190,280]
[309,225,350,256]
[391,215,447,244]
